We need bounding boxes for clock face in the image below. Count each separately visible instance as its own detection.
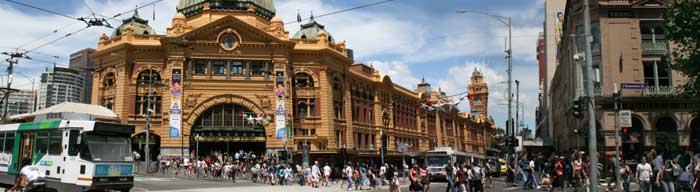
[222,36,235,48]
[475,97,481,104]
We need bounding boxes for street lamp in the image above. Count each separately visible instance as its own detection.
[456,10,513,160]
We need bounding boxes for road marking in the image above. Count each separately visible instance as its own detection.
[131,188,150,192]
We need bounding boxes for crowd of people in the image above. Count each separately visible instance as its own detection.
[142,150,428,191]
[504,149,700,192]
[442,159,496,192]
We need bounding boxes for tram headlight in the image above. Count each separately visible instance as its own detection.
[98,178,109,182]
[119,177,128,182]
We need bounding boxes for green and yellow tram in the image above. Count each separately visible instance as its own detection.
[0,120,134,192]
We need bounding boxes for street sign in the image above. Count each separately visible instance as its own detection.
[620,110,632,127]
[620,83,644,89]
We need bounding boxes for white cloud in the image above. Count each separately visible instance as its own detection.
[366,60,421,89]
[0,0,178,90]
[276,0,426,59]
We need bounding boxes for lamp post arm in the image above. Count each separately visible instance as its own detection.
[456,10,511,27]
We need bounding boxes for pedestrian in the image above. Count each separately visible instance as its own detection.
[323,163,332,187]
[409,165,423,192]
[456,164,467,192]
[678,162,693,192]
[657,160,677,192]
[470,162,484,192]
[620,160,631,192]
[312,161,321,188]
[485,160,494,188]
[346,163,354,191]
[420,164,431,192]
[637,157,653,192]
[445,160,456,192]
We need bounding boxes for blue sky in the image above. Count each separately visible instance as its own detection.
[0,0,544,133]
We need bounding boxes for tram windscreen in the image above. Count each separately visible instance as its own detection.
[83,134,132,162]
[427,156,449,167]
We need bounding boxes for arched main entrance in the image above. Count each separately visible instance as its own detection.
[655,117,678,158]
[132,132,161,161]
[691,118,700,153]
[190,103,266,157]
[622,117,644,161]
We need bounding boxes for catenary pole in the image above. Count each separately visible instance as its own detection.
[581,0,599,190]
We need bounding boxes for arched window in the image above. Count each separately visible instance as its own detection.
[294,73,314,88]
[136,69,161,84]
[103,72,115,87]
[655,117,678,157]
[691,118,700,152]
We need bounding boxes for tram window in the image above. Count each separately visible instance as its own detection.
[35,131,49,155]
[3,133,13,153]
[68,130,80,156]
[49,130,62,155]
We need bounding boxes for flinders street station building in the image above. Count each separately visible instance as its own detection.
[90,0,495,163]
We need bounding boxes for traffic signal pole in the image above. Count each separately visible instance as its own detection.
[613,84,621,190]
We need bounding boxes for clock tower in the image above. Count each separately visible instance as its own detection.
[468,68,489,119]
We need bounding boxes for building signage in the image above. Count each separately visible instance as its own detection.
[169,69,182,138]
[620,83,644,89]
[619,110,632,127]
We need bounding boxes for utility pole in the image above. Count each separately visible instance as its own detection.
[1,51,30,122]
[515,80,520,137]
[581,0,599,190]
[2,57,16,121]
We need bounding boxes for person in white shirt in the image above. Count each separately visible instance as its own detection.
[311,161,321,188]
[323,163,332,186]
[346,163,354,191]
[10,158,45,191]
[636,158,653,192]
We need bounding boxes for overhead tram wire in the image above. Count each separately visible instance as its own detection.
[284,0,397,25]
[8,0,163,54]
[5,0,77,20]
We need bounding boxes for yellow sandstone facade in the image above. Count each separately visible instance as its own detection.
[90,0,494,162]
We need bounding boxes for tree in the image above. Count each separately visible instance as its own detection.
[490,128,506,151]
[664,0,700,114]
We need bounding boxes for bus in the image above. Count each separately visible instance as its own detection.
[425,147,469,181]
[0,120,134,192]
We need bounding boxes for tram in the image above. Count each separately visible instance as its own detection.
[425,147,470,181]
[0,120,134,192]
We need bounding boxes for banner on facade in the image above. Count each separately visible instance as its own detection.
[275,101,285,139]
[275,71,286,140]
[169,69,182,138]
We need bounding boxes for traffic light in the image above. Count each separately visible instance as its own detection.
[622,127,630,141]
[572,97,584,119]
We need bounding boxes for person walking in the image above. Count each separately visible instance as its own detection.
[485,160,494,189]
[470,162,485,192]
[657,160,677,192]
[445,160,456,192]
[346,163,354,191]
[420,164,431,192]
[323,163,332,187]
[638,157,653,192]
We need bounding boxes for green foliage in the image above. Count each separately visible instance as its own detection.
[664,0,700,114]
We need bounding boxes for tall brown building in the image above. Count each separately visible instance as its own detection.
[551,0,699,159]
[90,0,494,162]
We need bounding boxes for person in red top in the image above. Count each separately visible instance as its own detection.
[555,157,565,190]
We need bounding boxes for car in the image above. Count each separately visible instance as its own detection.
[499,159,508,175]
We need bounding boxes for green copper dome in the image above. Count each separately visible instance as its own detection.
[177,0,276,20]
[292,15,335,43]
[111,8,156,37]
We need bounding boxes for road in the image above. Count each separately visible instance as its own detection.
[130,174,529,192]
